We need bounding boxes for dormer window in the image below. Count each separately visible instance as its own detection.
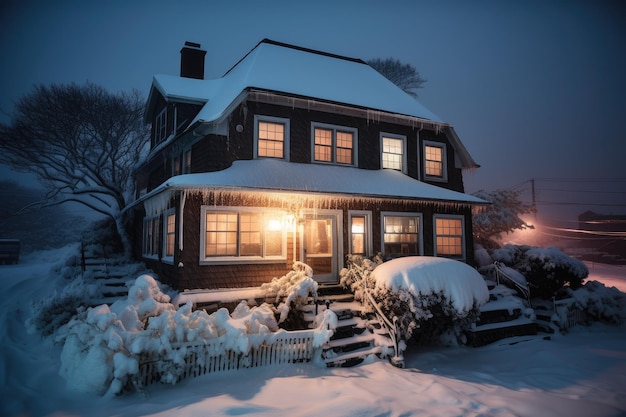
[312,122,357,166]
[254,115,290,159]
[423,141,447,181]
[381,133,406,173]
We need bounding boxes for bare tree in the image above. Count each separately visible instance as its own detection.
[367,58,426,98]
[0,82,149,255]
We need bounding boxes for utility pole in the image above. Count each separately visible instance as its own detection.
[531,178,537,219]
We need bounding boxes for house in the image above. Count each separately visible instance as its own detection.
[127,39,487,292]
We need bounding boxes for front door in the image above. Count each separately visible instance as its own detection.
[303,213,339,283]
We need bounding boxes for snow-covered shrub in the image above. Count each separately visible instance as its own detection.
[559,280,626,325]
[27,265,100,337]
[342,255,489,346]
[339,254,382,302]
[58,274,291,396]
[260,261,318,327]
[492,244,588,298]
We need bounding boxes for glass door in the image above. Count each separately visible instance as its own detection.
[303,214,338,283]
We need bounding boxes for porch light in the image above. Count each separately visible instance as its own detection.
[267,218,283,231]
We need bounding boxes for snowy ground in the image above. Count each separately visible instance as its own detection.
[1,246,625,417]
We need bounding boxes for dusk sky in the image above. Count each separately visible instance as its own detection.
[1,0,625,228]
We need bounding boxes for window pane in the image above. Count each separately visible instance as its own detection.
[165,213,175,257]
[240,213,261,256]
[206,212,238,256]
[314,128,333,162]
[383,215,419,256]
[258,121,285,158]
[382,137,403,171]
[425,145,443,177]
[435,218,463,256]
[336,131,353,164]
[351,216,365,255]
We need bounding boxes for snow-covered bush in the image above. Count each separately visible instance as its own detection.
[492,244,588,298]
[339,253,382,301]
[260,261,318,327]
[58,274,287,396]
[341,255,489,346]
[560,280,626,325]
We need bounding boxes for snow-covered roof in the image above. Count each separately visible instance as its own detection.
[152,159,487,205]
[149,39,443,127]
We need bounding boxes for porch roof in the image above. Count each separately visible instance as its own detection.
[154,159,487,205]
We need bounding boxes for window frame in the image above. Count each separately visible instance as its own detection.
[254,115,290,160]
[348,210,372,256]
[200,206,288,264]
[380,212,423,257]
[162,208,176,264]
[380,133,407,173]
[423,140,448,182]
[142,215,160,260]
[311,122,358,166]
[155,107,168,145]
[433,214,465,259]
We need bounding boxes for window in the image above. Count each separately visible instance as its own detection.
[423,141,447,181]
[312,123,357,165]
[142,216,160,258]
[382,213,422,256]
[254,115,290,159]
[155,108,168,144]
[201,207,287,262]
[183,148,192,174]
[163,209,176,262]
[434,215,465,258]
[381,134,406,173]
[349,211,372,256]
[172,155,181,176]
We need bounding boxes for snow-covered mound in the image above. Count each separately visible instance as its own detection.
[371,256,489,312]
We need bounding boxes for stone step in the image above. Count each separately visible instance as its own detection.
[465,317,538,347]
[324,345,383,367]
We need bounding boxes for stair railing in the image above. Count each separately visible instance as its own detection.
[493,261,530,301]
[354,266,404,368]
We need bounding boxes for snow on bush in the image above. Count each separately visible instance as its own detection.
[341,255,489,346]
[561,280,626,325]
[492,244,588,298]
[58,274,311,396]
[260,261,318,325]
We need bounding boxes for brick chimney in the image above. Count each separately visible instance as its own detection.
[180,41,206,79]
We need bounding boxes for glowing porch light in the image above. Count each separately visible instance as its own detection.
[267,218,283,231]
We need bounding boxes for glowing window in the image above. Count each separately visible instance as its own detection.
[423,141,447,181]
[435,216,464,258]
[382,214,421,256]
[381,136,405,172]
[164,211,176,258]
[202,208,287,261]
[258,121,285,158]
[312,124,355,165]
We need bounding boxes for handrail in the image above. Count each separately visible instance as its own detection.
[493,261,530,301]
[355,266,404,367]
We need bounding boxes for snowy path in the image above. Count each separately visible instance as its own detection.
[0,248,625,417]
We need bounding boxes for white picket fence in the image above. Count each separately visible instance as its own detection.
[136,330,317,387]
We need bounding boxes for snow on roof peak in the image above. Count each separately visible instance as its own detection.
[150,39,443,127]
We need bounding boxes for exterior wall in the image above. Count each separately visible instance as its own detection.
[131,93,478,291]
[130,190,475,291]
